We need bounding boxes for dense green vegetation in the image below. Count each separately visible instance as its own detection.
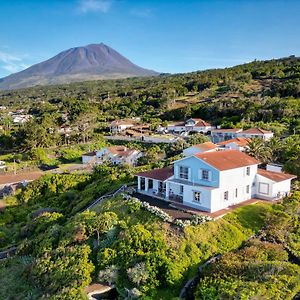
[195,192,300,300]
[1,56,300,152]
[0,57,299,299]
[0,166,277,299]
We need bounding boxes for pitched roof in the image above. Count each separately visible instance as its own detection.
[82,151,97,157]
[195,150,259,171]
[107,146,137,157]
[212,128,242,133]
[240,128,273,135]
[190,118,211,127]
[110,120,134,126]
[136,167,173,181]
[217,137,251,147]
[257,169,296,182]
[193,142,218,151]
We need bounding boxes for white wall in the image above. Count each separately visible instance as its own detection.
[82,155,96,164]
[181,184,213,212]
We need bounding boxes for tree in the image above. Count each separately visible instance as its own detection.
[188,133,210,145]
[246,138,272,163]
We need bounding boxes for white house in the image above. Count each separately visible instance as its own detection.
[237,128,274,140]
[82,151,97,164]
[110,120,135,134]
[183,142,218,157]
[167,118,214,134]
[136,150,296,213]
[217,137,251,152]
[96,146,142,166]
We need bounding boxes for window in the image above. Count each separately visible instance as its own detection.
[259,183,269,195]
[148,179,153,189]
[235,188,238,198]
[246,167,250,176]
[193,191,201,203]
[180,185,184,195]
[224,191,229,201]
[202,169,209,181]
[246,185,250,193]
[179,166,189,180]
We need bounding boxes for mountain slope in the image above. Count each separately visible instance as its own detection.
[0,43,159,90]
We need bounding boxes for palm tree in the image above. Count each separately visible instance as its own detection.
[246,138,272,164]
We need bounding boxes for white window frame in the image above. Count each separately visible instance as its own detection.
[179,166,189,180]
[258,182,269,195]
[246,185,250,193]
[202,169,209,181]
[246,166,250,176]
[224,191,229,201]
[193,191,201,203]
[179,185,184,195]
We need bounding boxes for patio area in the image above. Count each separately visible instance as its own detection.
[133,192,194,220]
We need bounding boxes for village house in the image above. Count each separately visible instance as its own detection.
[236,128,274,140]
[217,137,251,152]
[210,128,243,143]
[82,151,97,164]
[166,118,214,134]
[136,150,296,213]
[96,146,142,166]
[109,120,135,134]
[183,142,218,157]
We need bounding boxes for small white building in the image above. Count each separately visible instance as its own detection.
[96,146,142,166]
[217,137,251,152]
[167,118,214,134]
[110,120,134,134]
[237,128,274,140]
[82,151,97,164]
[183,142,218,157]
[255,169,296,200]
[136,150,296,213]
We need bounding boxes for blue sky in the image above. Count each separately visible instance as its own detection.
[0,0,300,77]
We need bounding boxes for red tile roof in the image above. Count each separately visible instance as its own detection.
[195,150,259,170]
[107,146,136,157]
[240,128,273,135]
[192,118,211,127]
[257,169,296,182]
[136,167,173,181]
[194,142,218,151]
[217,137,251,147]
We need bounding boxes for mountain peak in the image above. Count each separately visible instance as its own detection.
[0,43,158,90]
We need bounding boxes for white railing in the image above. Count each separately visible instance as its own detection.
[84,185,127,211]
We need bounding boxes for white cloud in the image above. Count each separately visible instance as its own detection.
[130,7,152,18]
[78,0,113,14]
[0,51,28,76]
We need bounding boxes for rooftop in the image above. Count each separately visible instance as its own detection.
[136,167,173,181]
[193,142,218,151]
[82,151,97,157]
[195,150,259,171]
[257,169,296,182]
[217,137,251,147]
[241,128,273,135]
[107,146,137,157]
